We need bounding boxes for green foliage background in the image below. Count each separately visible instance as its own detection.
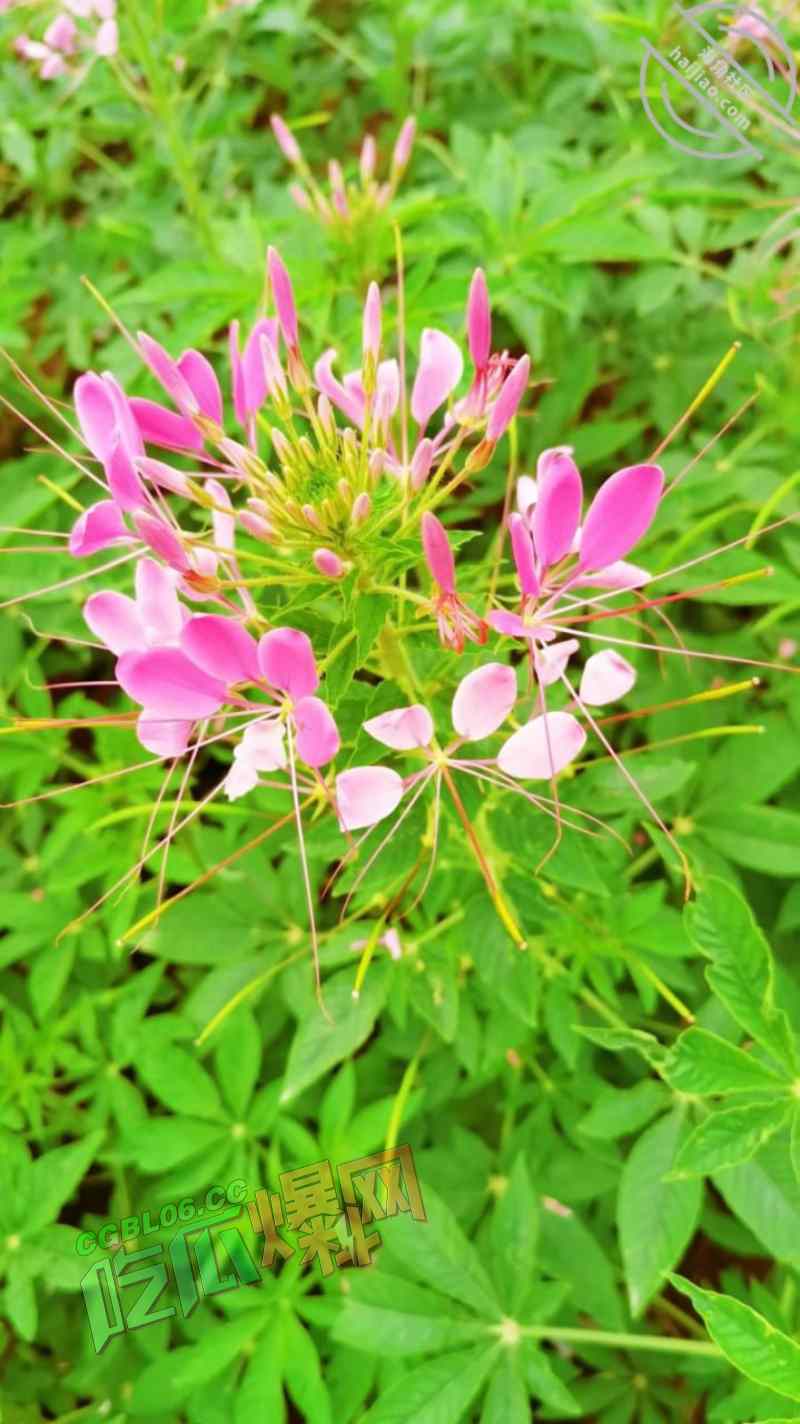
[2,0,800,1419]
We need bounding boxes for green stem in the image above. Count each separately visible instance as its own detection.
[508,1324,721,1357]
[125,1,218,258]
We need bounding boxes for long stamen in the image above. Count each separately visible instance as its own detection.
[559,669,693,899]
[649,340,741,460]
[440,761,526,950]
[286,718,329,1020]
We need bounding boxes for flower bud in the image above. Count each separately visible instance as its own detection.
[313,548,344,578]
[351,493,372,525]
[270,114,302,166]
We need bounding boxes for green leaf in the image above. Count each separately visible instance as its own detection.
[685,880,797,1072]
[283,1312,333,1424]
[362,1345,498,1424]
[380,1184,502,1320]
[538,1204,625,1331]
[480,1353,529,1424]
[522,1341,581,1415]
[700,807,800,878]
[617,1110,702,1317]
[334,1273,483,1356]
[27,1131,104,1232]
[280,970,387,1103]
[663,1028,789,1096]
[713,1134,800,1266]
[5,1259,37,1342]
[129,1315,262,1412]
[672,1101,792,1178]
[214,1009,261,1119]
[489,1155,538,1317]
[577,1080,668,1139]
[138,1043,223,1120]
[672,1276,800,1402]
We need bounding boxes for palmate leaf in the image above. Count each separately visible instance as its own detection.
[672,1277,800,1403]
[280,969,388,1103]
[617,1109,702,1317]
[671,1101,793,1179]
[663,1027,790,1096]
[361,1344,499,1424]
[685,880,798,1073]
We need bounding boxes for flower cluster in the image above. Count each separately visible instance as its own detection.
[270,114,417,233]
[11,0,117,79]
[67,248,529,589]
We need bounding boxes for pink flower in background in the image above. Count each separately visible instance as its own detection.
[270,113,417,231]
[12,0,117,80]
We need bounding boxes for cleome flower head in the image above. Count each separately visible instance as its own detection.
[270,113,417,235]
[63,250,530,590]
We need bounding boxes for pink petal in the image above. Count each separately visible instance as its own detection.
[132,511,189,572]
[578,464,664,573]
[294,696,340,767]
[467,269,491,370]
[314,349,365,427]
[129,398,204,453]
[102,371,144,457]
[497,711,586,780]
[508,513,539,596]
[452,662,517,740]
[84,591,145,655]
[138,333,198,416]
[177,350,222,425]
[136,713,193,758]
[375,359,399,423]
[105,436,147,512]
[181,614,260,686]
[135,558,185,644]
[206,478,234,552]
[257,627,319,699]
[95,17,118,55]
[74,373,116,461]
[44,14,77,51]
[362,282,381,363]
[69,500,131,557]
[411,329,464,429]
[135,455,192,499]
[267,247,299,350]
[363,705,434,750]
[532,448,583,570]
[487,609,529,638]
[487,355,529,442]
[241,719,286,769]
[335,766,405,831]
[535,638,579,687]
[224,759,260,802]
[579,650,636,706]
[574,560,651,591]
[116,648,227,718]
[421,512,455,595]
[516,475,538,523]
[243,317,279,412]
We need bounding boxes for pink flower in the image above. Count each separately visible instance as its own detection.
[421,512,487,654]
[270,114,302,165]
